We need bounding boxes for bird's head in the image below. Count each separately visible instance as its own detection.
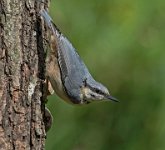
[81,79,118,104]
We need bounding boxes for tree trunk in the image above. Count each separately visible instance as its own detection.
[0,0,48,149]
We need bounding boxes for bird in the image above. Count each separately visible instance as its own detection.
[40,9,118,105]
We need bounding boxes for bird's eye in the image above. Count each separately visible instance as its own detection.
[95,89,104,95]
[95,89,100,94]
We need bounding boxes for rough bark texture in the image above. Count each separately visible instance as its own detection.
[0,0,49,149]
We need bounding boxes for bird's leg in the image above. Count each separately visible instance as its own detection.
[42,77,54,132]
[43,76,54,103]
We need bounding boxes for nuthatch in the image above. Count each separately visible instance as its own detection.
[40,10,118,105]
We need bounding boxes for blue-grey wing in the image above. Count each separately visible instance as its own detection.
[56,33,90,99]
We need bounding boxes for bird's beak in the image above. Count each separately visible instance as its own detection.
[106,95,119,102]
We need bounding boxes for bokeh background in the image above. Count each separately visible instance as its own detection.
[46,0,165,150]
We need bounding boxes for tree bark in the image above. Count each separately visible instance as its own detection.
[0,0,48,149]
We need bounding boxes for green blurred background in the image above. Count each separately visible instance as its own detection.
[46,0,165,149]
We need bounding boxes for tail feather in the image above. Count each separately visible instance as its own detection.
[40,9,61,35]
[40,9,52,28]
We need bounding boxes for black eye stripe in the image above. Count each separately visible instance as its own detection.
[86,83,104,95]
[95,88,103,94]
[95,89,100,93]
[91,94,96,97]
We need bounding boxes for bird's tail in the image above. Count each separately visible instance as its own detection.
[40,9,61,35]
[40,10,53,28]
